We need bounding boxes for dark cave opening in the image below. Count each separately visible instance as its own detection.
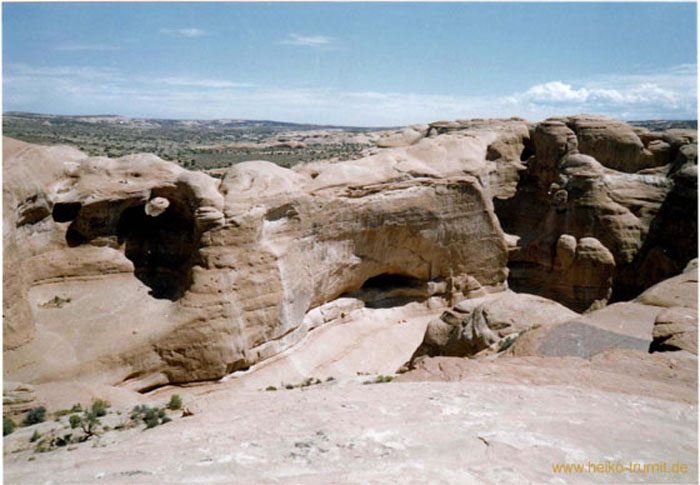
[51,202,82,223]
[520,145,535,162]
[343,273,428,309]
[116,201,199,301]
[361,273,424,290]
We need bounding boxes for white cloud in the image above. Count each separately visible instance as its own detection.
[280,34,335,48]
[4,63,121,80]
[3,62,696,126]
[521,80,680,106]
[158,78,255,89]
[159,28,207,38]
[524,82,589,104]
[54,43,120,52]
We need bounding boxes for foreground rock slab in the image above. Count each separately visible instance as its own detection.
[4,379,697,484]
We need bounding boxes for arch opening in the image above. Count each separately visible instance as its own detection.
[116,200,199,301]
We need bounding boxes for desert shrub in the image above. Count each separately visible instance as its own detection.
[41,296,72,308]
[301,377,322,388]
[69,414,81,429]
[364,375,394,385]
[265,386,277,391]
[54,403,83,419]
[30,430,41,442]
[4,416,16,436]
[78,411,101,437]
[91,399,110,417]
[130,404,148,420]
[24,407,46,426]
[167,394,183,410]
[132,405,169,429]
[51,434,73,447]
[144,409,159,429]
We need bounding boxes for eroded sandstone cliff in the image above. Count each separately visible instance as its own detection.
[3,115,696,392]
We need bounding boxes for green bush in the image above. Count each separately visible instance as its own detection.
[30,430,41,443]
[24,407,46,426]
[130,404,148,420]
[167,394,182,410]
[144,409,159,429]
[300,377,322,388]
[69,414,81,429]
[91,399,110,417]
[3,416,16,436]
[364,375,394,385]
[265,386,277,391]
[132,405,170,429]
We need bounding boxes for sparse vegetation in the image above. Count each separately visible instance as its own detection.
[364,375,394,385]
[69,414,81,429]
[131,405,170,429]
[40,295,72,308]
[167,394,183,410]
[300,377,322,388]
[53,404,81,419]
[30,430,41,442]
[281,377,324,390]
[24,407,46,426]
[77,409,101,438]
[265,386,277,391]
[91,399,110,417]
[4,416,16,436]
[3,112,379,171]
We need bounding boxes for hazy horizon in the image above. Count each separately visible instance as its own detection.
[3,2,698,126]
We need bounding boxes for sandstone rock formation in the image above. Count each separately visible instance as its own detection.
[412,291,578,358]
[3,114,696,395]
[4,121,524,391]
[651,307,698,354]
[506,259,698,360]
[495,114,697,310]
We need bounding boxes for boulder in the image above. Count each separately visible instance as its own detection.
[3,381,38,415]
[566,115,645,173]
[650,307,698,354]
[375,125,428,148]
[413,291,579,358]
[635,259,698,309]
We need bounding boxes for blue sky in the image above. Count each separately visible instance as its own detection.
[3,2,697,126]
